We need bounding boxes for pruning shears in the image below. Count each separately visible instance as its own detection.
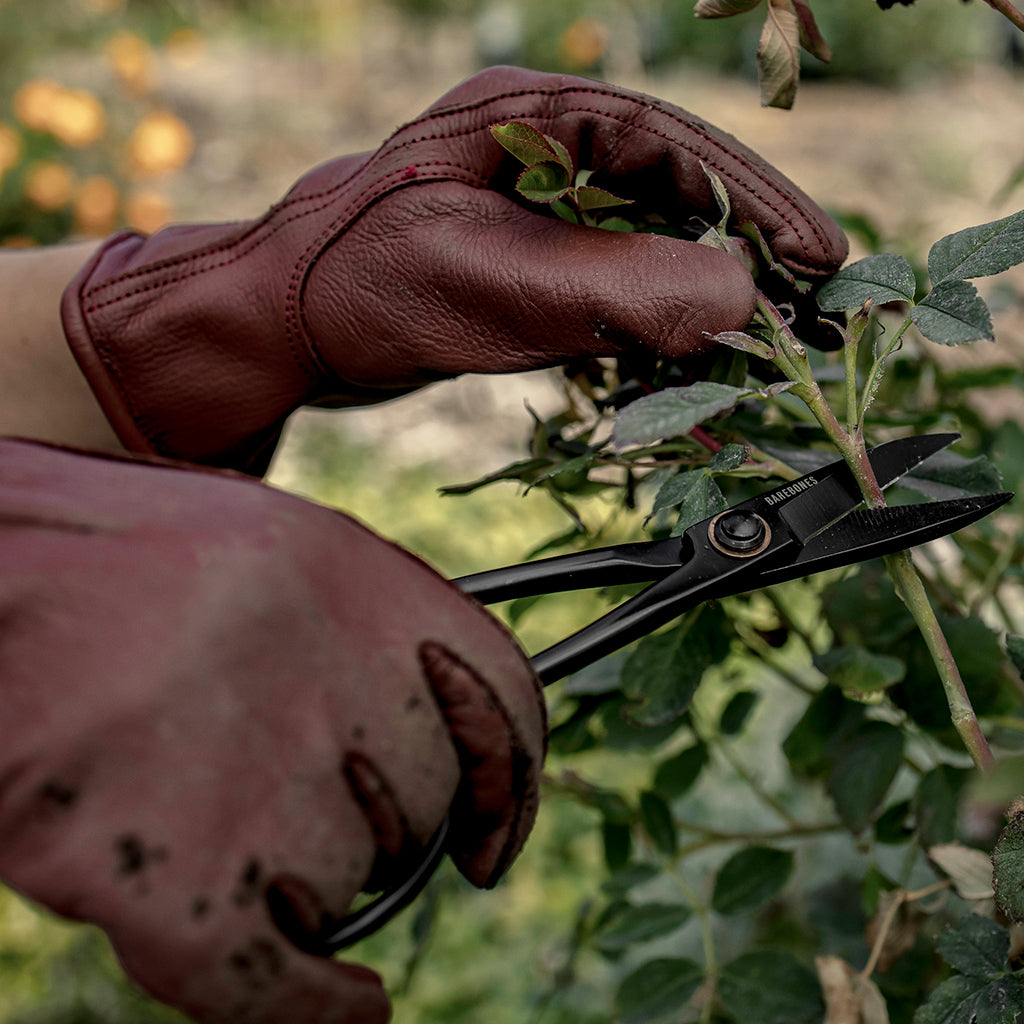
[279,432,1011,955]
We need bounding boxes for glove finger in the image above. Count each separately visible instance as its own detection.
[418,640,544,889]
[309,182,758,388]
[110,916,391,1024]
[426,65,847,281]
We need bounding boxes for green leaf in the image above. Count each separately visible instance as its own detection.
[700,160,732,227]
[992,812,1024,923]
[912,278,994,345]
[612,382,753,449]
[709,442,749,472]
[490,121,572,175]
[602,863,661,895]
[653,743,709,799]
[913,765,970,848]
[614,958,704,1024]
[894,614,1008,732]
[639,791,678,856]
[574,185,632,211]
[815,253,916,310]
[517,162,571,203]
[601,698,687,751]
[707,329,776,359]
[936,915,1011,980]
[875,800,914,844]
[914,972,1024,1024]
[650,469,707,518]
[670,473,728,536]
[718,950,825,1023]
[719,689,759,735]
[814,645,905,700]
[823,566,915,649]
[602,821,632,871]
[595,902,693,951]
[782,686,865,777]
[598,215,636,233]
[621,605,730,726]
[711,846,795,915]
[897,449,1004,501]
[927,209,1024,284]
[826,720,904,832]
[693,0,763,18]
[527,452,599,493]
[757,2,801,110]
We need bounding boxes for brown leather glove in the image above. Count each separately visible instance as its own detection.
[61,65,847,473]
[0,439,545,1024]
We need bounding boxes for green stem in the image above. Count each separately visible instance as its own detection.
[757,291,995,773]
[857,316,913,432]
[676,820,843,857]
[667,871,717,1024]
[844,329,859,432]
[884,551,996,771]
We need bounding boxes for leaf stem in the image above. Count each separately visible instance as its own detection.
[666,871,717,1024]
[857,315,912,432]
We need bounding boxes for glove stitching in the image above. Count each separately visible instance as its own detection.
[78,161,488,314]
[81,85,833,308]
[391,99,834,275]
[82,162,488,452]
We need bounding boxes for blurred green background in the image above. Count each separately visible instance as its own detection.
[2,1,1023,1021]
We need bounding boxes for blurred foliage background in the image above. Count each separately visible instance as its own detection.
[2,1,1024,1022]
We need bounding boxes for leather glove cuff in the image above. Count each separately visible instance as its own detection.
[60,149,375,475]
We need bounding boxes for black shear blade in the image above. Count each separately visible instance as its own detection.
[775,432,960,542]
[761,491,1013,586]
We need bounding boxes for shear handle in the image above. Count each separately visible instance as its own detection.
[530,519,798,684]
[456,536,683,604]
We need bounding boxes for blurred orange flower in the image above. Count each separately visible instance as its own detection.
[125,189,172,233]
[559,18,609,70]
[127,110,194,178]
[49,88,107,147]
[105,31,155,94]
[75,175,121,235]
[13,79,63,132]
[12,79,106,147]
[0,123,23,174]
[24,161,76,211]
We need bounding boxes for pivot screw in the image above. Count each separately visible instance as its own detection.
[709,510,771,557]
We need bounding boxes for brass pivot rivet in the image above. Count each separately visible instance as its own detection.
[708,510,772,558]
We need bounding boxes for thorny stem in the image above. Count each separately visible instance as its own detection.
[756,291,996,773]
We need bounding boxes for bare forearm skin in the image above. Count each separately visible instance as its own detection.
[0,242,123,452]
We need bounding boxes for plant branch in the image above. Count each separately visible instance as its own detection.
[982,0,1024,33]
[757,291,995,773]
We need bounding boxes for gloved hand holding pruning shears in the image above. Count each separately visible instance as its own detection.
[4,65,985,1024]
